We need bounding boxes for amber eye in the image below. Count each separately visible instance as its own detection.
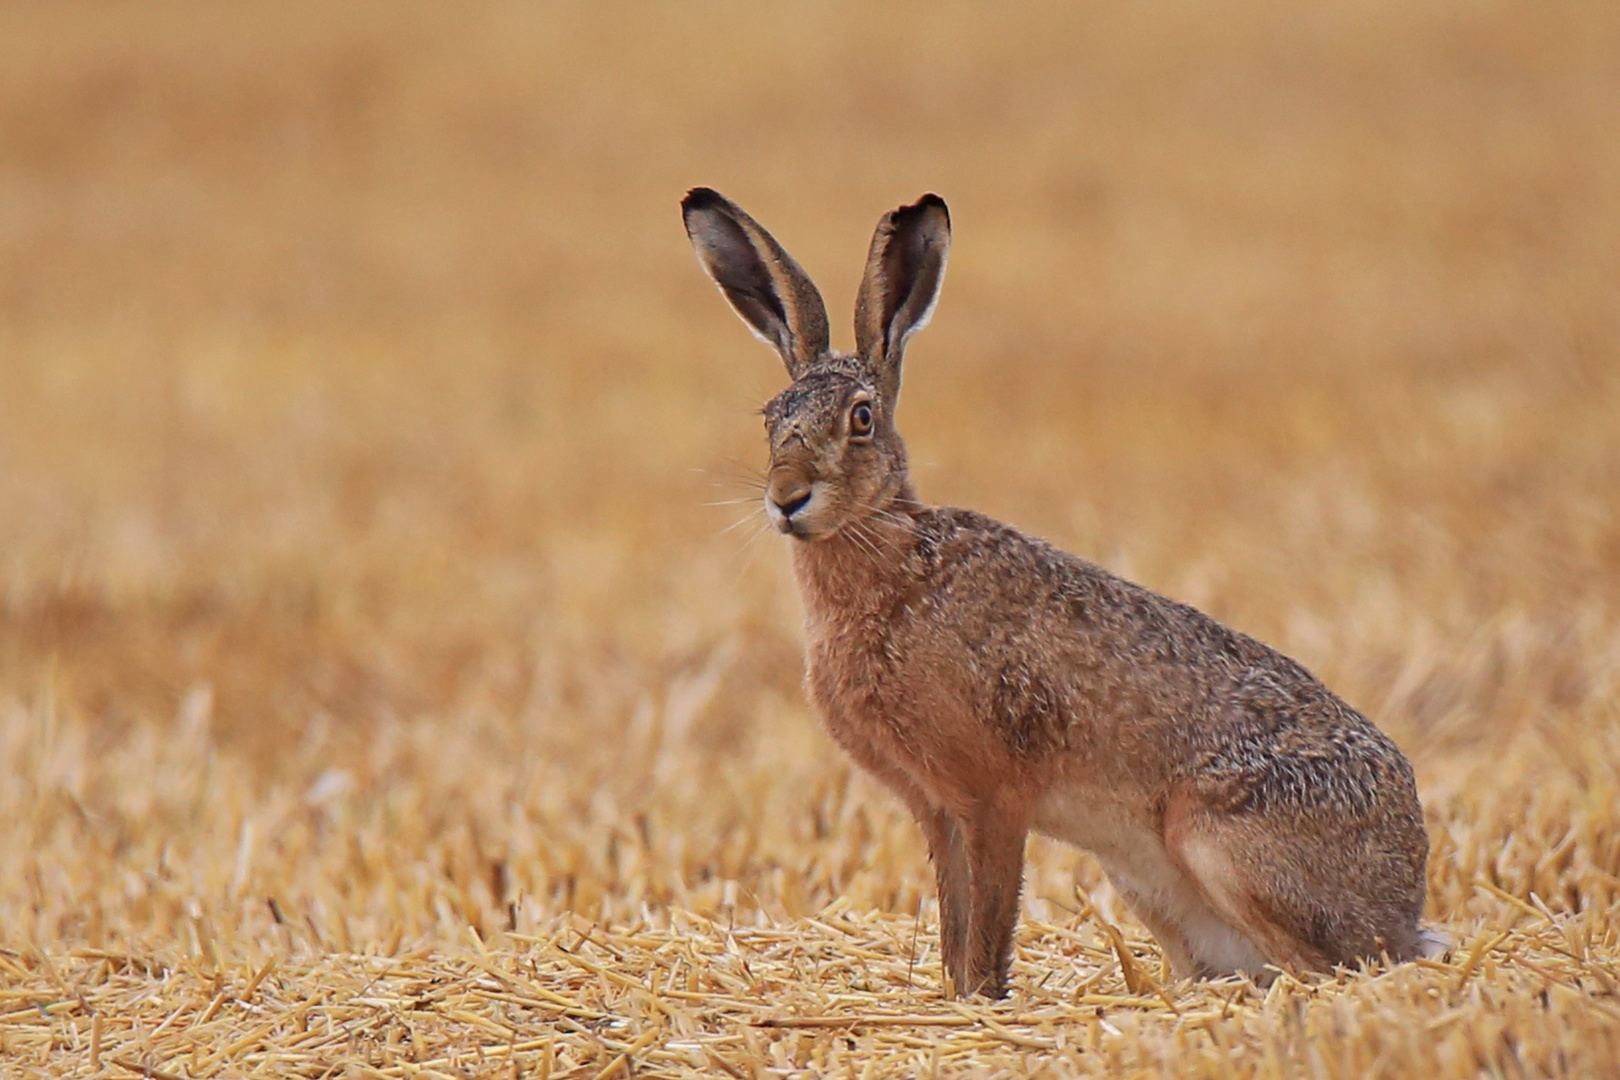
[849,401,874,437]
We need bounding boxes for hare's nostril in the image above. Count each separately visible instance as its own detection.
[773,489,812,518]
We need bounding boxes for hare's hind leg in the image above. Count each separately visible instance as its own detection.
[1168,796,1429,975]
[1165,805,1340,977]
[1177,836,1329,975]
[1103,866,1268,980]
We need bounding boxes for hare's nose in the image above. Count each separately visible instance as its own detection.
[771,485,812,518]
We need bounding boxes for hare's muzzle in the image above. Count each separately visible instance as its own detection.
[766,473,814,535]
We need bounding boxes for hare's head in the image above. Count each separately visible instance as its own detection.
[683,188,950,541]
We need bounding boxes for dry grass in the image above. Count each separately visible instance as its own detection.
[2,1,1619,1076]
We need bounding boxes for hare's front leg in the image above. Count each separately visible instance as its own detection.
[914,807,970,997]
[844,747,972,997]
[961,807,1031,999]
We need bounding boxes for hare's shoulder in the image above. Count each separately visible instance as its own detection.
[908,505,1112,595]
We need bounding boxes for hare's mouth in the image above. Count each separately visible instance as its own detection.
[764,482,830,540]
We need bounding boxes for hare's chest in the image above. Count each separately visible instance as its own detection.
[804,617,926,760]
[805,619,893,724]
[802,611,987,795]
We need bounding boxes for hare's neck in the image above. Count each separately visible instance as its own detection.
[790,495,920,626]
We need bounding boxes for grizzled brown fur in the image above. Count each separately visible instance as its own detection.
[682,187,1434,999]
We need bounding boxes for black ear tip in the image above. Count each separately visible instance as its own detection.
[896,193,950,227]
[683,187,726,215]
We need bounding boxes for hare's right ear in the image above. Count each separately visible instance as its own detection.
[682,188,830,378]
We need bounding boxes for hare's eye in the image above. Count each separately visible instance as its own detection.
[849,402,874,437]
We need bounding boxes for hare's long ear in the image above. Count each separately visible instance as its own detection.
[854,194,950,405]
[682,188,830,378]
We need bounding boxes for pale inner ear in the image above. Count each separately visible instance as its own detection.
[684,190,831,377]
[880,231,946,357]
[687,211,795,358]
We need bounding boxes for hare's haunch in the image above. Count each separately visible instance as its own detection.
[682,188,1436,999]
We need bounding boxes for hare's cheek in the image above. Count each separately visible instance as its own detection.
[842,447,884,488]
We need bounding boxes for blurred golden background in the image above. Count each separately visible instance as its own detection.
[2,2,1618,1075]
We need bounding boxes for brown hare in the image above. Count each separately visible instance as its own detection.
[682,187,1437,999]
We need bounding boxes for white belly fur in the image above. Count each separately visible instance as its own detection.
[1033,785,1267,976]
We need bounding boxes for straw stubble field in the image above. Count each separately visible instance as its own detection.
[2,2,1619,1077]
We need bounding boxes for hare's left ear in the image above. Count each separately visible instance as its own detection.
[682,188,830,379]
[854,194,950,406]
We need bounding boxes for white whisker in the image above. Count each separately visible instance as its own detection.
[724,517,777,579]
[719,511,765,537]
[844,519,886,566]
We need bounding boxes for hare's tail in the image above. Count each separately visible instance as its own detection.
[1418,924,1452,959]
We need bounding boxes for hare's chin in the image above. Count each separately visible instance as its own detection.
[774,516,832,541]
[766,512,837,542]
